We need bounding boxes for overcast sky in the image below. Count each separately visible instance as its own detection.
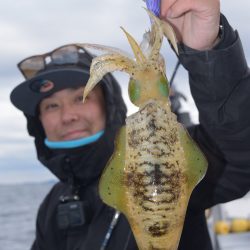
[0,0,249,184]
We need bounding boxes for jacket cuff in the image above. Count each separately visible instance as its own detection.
[178,15,247,79]
[178,14,236,54]
[213,14,236,50]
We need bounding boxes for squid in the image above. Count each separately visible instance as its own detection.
[81,9,208,250]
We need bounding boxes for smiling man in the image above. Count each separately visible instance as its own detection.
[40,86,106,143]
[10,45,130,249]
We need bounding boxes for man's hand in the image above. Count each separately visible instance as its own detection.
[160,0,220,50]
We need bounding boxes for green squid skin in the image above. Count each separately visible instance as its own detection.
[99,99,207,250]
[129,75,169,104]
[82,9,207,250]
[99,120,208,204]
[129,79,141,104]
[157,75,169,98]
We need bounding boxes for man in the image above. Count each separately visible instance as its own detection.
[10,0,250,249]
[11,45,129,249]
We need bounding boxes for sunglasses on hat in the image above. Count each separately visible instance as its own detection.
[18,44,94,80]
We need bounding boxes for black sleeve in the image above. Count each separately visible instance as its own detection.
[179,14,250,210]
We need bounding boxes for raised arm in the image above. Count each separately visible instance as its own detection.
[158,0,250,208]
[160,0,220,50]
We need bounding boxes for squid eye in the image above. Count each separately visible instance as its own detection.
[128,79,140,105]
[157,75,169,97]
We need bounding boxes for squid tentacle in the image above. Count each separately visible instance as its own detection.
[83,53,137,100]
[77,43,132,58]
[160,20,179,55]
[144,9,164,63]
[120,27,147,65]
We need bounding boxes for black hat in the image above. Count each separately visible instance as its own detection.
[10,45,97,116]
[10,66,91,116]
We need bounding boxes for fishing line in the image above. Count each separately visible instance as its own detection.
[100,210,120,250]
[169,59,181,87]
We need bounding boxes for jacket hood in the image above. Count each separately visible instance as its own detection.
[25,73,127,186]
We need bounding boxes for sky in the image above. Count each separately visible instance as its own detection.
[0,0,249,184]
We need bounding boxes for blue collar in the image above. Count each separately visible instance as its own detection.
[44,130,104,149]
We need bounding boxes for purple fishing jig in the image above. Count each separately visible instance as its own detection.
[146,0,160,17]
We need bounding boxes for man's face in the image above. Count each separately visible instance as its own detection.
[39,86,106,141]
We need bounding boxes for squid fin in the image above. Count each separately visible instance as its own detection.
[99,126,127,212]
[178,125,208,190]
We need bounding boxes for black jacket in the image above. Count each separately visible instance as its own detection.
[31,15,250,250]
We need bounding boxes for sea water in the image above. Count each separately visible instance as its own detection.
[0,182,54,250]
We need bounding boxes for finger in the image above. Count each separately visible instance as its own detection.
[160,0,177,18]
[166,0,194,18]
